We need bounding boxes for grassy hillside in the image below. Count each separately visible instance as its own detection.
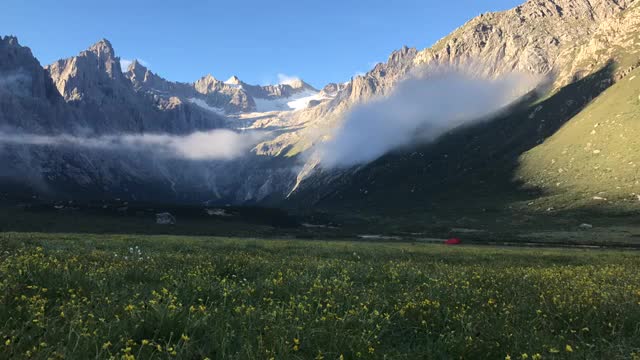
[1,233,640,359]
[518,66,640,208]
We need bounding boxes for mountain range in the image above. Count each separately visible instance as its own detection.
[1,0,640,218]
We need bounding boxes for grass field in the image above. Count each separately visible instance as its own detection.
[1,233,640,359]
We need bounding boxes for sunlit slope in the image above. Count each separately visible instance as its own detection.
[518,66,640,206]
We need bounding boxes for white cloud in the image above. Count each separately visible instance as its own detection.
[315,64,543,168]
[0,129,267,161]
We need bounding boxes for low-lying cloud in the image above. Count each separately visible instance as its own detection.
[0,72,32,95]
[316,65,543,168]
[0,129,266,160]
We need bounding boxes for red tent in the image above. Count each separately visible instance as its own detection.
[444,238,461,245]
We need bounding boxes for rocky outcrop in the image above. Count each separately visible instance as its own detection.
[412,0,636,85]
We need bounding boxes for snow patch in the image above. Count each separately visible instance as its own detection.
[188,98,226,115]
[254,90,330,112]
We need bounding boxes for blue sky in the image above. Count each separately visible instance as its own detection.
[2,0,522,88]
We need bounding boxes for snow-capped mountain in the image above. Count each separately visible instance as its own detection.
[124,60,325,115]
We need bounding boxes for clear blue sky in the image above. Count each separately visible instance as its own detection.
[2,0,522,88]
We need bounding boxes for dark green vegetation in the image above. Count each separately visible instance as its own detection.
[1,233,640,359]
[5,197,640,249]
[5,200,640,248]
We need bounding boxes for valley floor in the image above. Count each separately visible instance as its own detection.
[1,233,639,359]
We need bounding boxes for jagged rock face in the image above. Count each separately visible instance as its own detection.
[192,74,254,112]
[43,40,226,134]
[242,82,314,99]
[125,62,320,114]
[0,36,55,99]
[47,39,129,102]
[127,60,190,94]
[320,82,349,98]
[412,0,635,86]
[0,36,68,132]
[126,63,255,113]
[0,38,251,203]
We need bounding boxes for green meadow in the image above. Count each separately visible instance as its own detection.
[1,233,639,359]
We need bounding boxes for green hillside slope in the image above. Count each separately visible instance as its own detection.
[518,66,640,208]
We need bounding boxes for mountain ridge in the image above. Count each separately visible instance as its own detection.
[2,0,640,214]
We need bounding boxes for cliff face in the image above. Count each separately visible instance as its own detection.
[43,39,226,134]
[0,36,76,134]
[412,0,637,85]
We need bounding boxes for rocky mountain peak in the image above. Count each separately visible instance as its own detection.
[0,35,36,64]
[1,35,20,46]
[203,74,218,82]
[129,59,145,70]
[225,75,241,85]
[126,59,148,80]
[194,74,223,94]
[124,59,153,91]
[46,38,129,101]
[283,78,304,88]
[88,39,115,56]
[0,35,54,99]
[389,45,417,62]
